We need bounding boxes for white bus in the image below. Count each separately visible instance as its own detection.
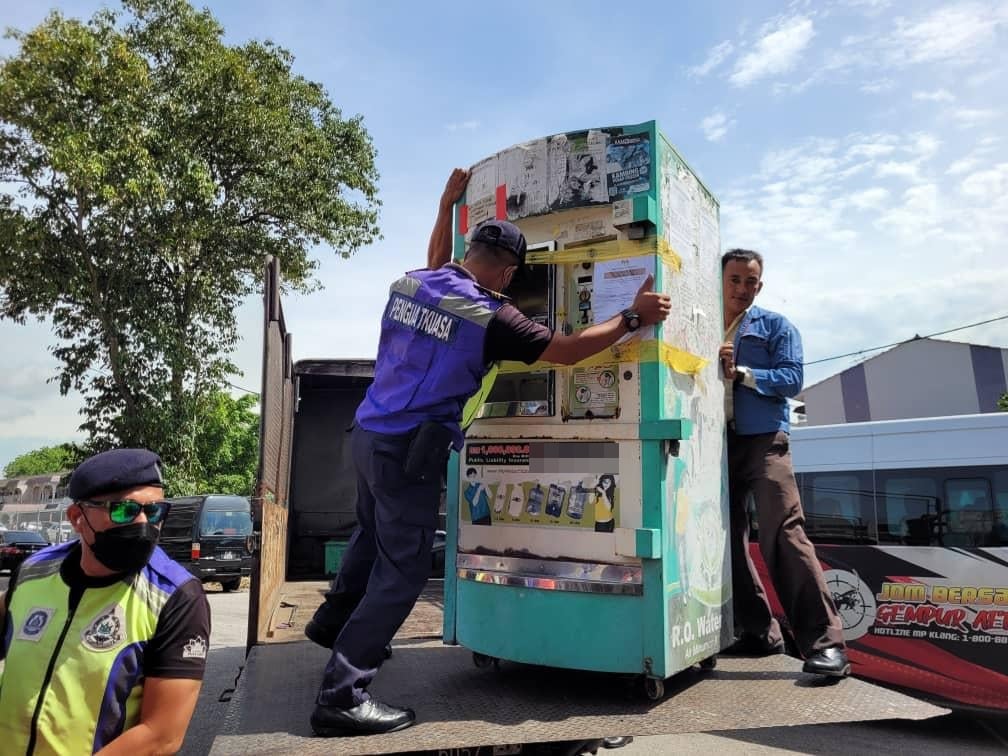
[751,413,1008,711]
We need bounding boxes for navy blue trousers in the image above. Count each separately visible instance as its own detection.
[316,426,440,708]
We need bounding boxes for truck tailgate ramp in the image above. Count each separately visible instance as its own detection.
[209,640,945,756]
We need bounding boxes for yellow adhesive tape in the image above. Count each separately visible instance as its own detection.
[498,338,708,377]
[524,236,682,272]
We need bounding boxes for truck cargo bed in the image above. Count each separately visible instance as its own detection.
[210,581,946,756]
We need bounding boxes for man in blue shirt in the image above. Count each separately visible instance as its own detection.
[719,248,849,678]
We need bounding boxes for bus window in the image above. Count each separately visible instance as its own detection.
[799,472,875,543]
[944,477,994,547]
[877,471,939,545]
[993,470,1008,546]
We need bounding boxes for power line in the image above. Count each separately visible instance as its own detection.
[804,313,1008,367]
[226,380,259,397]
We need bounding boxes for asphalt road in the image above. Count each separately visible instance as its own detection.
[2,574,1006,755]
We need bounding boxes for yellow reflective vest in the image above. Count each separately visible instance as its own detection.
[0,543,193,755]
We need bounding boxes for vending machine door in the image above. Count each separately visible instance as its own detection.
[477,246,556,420]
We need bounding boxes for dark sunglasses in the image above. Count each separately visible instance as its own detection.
[80,499,171,525]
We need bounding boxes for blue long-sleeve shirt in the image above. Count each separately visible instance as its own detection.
[731,305,803,435]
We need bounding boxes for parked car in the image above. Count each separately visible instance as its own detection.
[45,521,77,544]
[159,495,254,591]
[0,530,49,572]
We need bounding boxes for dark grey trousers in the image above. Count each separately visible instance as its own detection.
[728,428,845,655]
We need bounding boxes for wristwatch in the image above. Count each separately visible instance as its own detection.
[621,308,641,332]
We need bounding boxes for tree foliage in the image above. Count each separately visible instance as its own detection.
[2,392,258,495]
[3,443,83,478]
[999,393,1008,412]
[164,390,260,497]
[0,0,379,471]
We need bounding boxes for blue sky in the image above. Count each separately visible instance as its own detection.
[1,0,1007,471]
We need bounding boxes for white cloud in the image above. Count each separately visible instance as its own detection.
[719,123,1007,388]
[946,157,980,175]
[0,406,34,424]
[842,0,892,12]
[730,16,816,87]
[838,0,895,10]
[860,78,896,93]
[0,364,61,402]
[913,88,956,102]
[910,134,942,158]
[887,3,1004,65]
[876,183,941,239]
[446,120,480,132]
[875,160,922,181]
[848,187,891,210]
[846,139,899,160]
[781,4,1007,96]
[690,41,734,77]
[700,111,733,142]
[959,163,1008,199]
[952,108,999,127]
[720,130,958,258]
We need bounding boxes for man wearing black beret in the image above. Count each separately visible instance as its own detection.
[0,448,211,755]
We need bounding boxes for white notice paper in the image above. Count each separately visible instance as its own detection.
[592,256,656,326]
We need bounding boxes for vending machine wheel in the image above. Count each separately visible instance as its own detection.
[699,655,717,671]
[473,651,498,669]
[643,676,665,701]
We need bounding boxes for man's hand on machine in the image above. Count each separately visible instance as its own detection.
[440,168,469,213]
[632,275,672,327]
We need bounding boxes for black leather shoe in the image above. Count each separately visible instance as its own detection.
[305,621,392,659]
[802,647,851,677]
[722,634,786,656]
[310,699,416,736]
[602,736,634,748]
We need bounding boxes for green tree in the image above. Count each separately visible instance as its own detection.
[166,390,260,497]
[999,393,1008,411]
[0,0,379,472]
[3,443,83,478]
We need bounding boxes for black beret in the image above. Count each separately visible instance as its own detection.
[68,448,165,500]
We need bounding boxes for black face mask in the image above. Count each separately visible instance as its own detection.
[88,522,160,574]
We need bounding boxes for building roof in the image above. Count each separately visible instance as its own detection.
[799,337,1008,397]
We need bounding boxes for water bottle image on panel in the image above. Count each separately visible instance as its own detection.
[493,482,509,514]
[566,483,588,520]
[526,484,544,515]
[545,483,567,518]
[508,485,526,518]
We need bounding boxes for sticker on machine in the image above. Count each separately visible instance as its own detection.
[461,441,621,530]
[568,363,619,419]
[466,442,530,470]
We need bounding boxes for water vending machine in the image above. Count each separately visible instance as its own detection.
[443,121,731,698]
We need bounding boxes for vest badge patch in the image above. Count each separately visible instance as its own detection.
[17,606,56,642]
[182,635,208,659]
[82,603,126,651]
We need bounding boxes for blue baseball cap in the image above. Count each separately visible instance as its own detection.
[68,448,165,500]
[471,219,527,273]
